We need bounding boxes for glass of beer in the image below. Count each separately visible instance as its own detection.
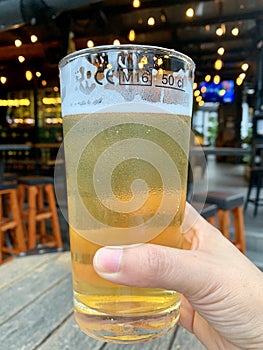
[59,45,195,343]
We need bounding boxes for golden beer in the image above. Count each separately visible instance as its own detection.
[63,112,190,343]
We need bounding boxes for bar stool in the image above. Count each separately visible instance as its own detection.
[0,182,26,264]
[244,167,263,216]
[18,176,63,250]
[193,191,246,254]
[192,202,218,226]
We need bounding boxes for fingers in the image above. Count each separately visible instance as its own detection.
[93,242,212,296]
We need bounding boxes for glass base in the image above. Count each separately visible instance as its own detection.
[74,304,180,344]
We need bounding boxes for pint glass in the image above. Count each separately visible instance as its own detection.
[59,45,195,343]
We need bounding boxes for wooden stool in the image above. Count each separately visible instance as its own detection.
[0,182,26,264]
[194,191,246,254]
[244,167,263,216]
[18,176,63,250]
[192,202,218,226]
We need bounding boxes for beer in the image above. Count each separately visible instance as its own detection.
[63,112,190,343]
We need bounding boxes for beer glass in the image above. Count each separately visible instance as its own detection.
[59,45,195,343]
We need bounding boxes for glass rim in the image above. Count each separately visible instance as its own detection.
[59,44,195,70]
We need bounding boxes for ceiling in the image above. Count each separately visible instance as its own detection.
[0,0,262,97]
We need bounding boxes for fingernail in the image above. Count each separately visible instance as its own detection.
[93,247,123,274]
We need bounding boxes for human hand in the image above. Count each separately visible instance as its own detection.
[93,203,263,350]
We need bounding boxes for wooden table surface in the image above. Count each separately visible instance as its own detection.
[0,252,205,350]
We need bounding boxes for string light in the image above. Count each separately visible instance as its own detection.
[232,27,239,36]
[128,29,136,42]
[198,100,205,107]
[193,82,198,90]
[194,90,200,97]
[217,47,225,55]
[196,96,202,102]
[87,40,94,48]
[186,8,195,18]
[42,80,47,86]
[241,63,249,71]
[113,39,120,45]
[214,59,223,70]
[25,70,33,81]
[236,77,243,86]
[239,73,246,80]
[205,74,211,82]
[18,56,25,63]
[213,75,221,84]
[36,71,41,78]
[147,17,155,26]
[15,39,22,47]
[132,0,141,8]
[30,35,38,43]
[0,76,7,84]
[216,27,224,36]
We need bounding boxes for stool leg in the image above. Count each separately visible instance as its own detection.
[45,184,62,249]
[28,186,38,250]
[232,206,246,254]
[207,216,216,226]
[10,189,26,252]
[254,176,261,217]
[37,185,47,241]
[218,209,230,239]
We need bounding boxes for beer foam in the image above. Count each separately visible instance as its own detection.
[60,51,193,117]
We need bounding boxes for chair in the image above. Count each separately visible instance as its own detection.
[18,176,63,250]
[192,202,218,226]
[244,167,263,216]
[0,182,26,264]
[193,191,246,254]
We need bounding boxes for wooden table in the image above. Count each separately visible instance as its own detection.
[0,252,205,350]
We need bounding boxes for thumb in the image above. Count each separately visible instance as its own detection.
[93,242,211,297]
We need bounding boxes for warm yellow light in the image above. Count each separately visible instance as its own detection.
[18,55,25,63]
[205,25,210,32]
[157,58,163,66]
[186,8,194,18]
[0,98,30,107]
[128,29,136,42]
[0,76,7,84]
[30,34,38,43]
[36,71,41,78]
[42,80,47,86]
[217,47,225,55]
[25,70,33,81]
[241,63,249,71]
[133,0,141,8]
[148,17,155,26]
[53,86,59,92]
[239,73,246,80]
[213,75,221,84]
[216,27,223,36]
[15,39,22,47]
[205,74,211,82]
[196,96,202,102]
[193,82,198,89]
[198,100,205,107]
[236,77,243,86]
[42,97,61,105]
[214,59,223,70]
[113,39,120,45]
[219,89,226,96]
[194,90,200,97]
[87,40,94,48]
[201,86,207,93]
[232,27,239,36]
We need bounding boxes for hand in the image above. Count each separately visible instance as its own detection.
[93,203,263,350]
